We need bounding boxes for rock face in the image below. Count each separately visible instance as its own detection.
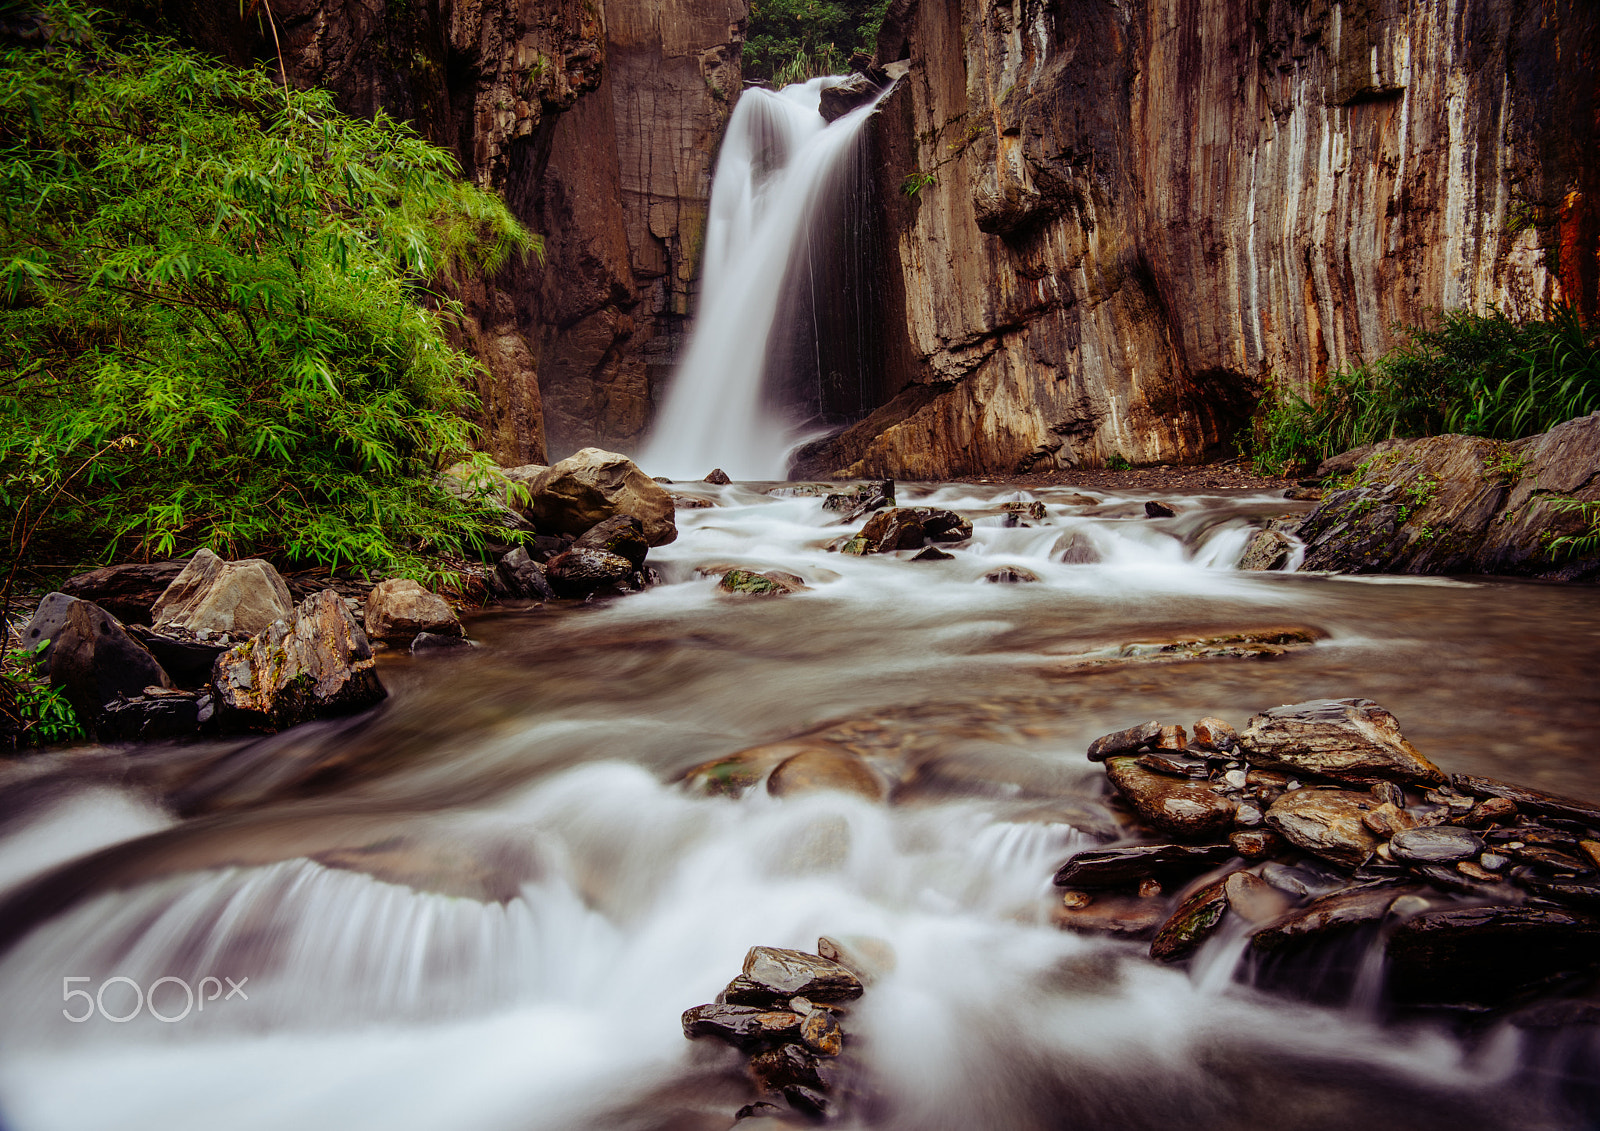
[793,0,1598,479]
[1296,415,1600,580]
[152,549,295,639]
[212,590,386,731]
[1242,698,1445,785]
[520,448,677,545]
[544,548,639,597]
[363,580,463,643]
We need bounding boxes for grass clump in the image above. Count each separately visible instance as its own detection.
[1,1,538,596]
[1250,306,1600,474]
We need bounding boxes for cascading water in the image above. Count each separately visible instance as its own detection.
[639,79,892,481]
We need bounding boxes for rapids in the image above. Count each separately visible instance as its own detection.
[0,483,1596,1131]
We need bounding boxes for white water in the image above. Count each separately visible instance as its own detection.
[640,79,890,481]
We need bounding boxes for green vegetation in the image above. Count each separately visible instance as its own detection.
[1105,454,1132,471]
[1546,497,1600,560]
[1,2,538,597]
[902,171,937,197]
[1,640,85,751]
[1250,306,1600,474]
[744,0,891,86]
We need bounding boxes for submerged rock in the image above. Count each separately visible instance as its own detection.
[518,448,676,546]
[152,548,295,638]
[720,569,809,597]
[1241,698,1446,786]
[1053,892,1168,939]
[363,579,462,644]
[1104,756,1237,837]
[212,589,385,731]
[816,935,896,984]
[911,546,953,561]
[767,750,883,801]
[822,480,894,523]
[1264,789,1380,868]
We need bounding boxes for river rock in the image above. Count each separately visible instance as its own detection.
[1264,789,1380,868]
[704,468,732,485]
[1052,893,1169,939]
[1229,829,1284,859]
[747,1042,829,1097]
[1052,843,1235,888]
[1104,756,1237,837]
[1451,774,1600,827]
[1239,529,1294,571]
[410,632,476,654]
[720,569,808,597]
[1389,825,1484,865]
[1252,884,1423,951]
[1144,501,1176,518]
[151,549,295,638]
[1002,500,1047,522]
[496,547,556,600]
[984,566,1040,583]
[818,72,881,122]
[363,579,462,643]
[572,514,650,567]
[682,1004,804,1049]
[1385,905,1600,1004]
[1190,716,1240,752]
[212,589,385,731]
[1222,870,1293,925]
[1150,876,1231,961]
[59,560,186,624]
[854,508,924,552]
[731,947,864,1006]
[126,624,227,687]
[18,592,76,668]
[799,1009,844,1056]
[544,548,637,598]
[518,448,676,546]
[911,546,953,561]
[1241,698,1446,786]
[767,750,884,802]
[822,480,894,523]
[1086,720,1162,761]
[98,687,213,742]
[45,599,172,727]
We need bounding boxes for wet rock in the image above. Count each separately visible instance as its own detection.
[1284,486,1324,501]
[1517,876,1600,910]
[733,947,864,1006]
[673,494,714,509]
[46,599,172,727]
[544,548,637,598]
[910,546,953,561]
[1370,780,1407,808]
[1052,843,1235,888]
[704,468,732,485]
[1229,829,1285,859]
[1386,905,1600,1004]
[98,687,212,742]
[60,560,186,624]
[18,592,80,669]
[212,589,385,732]
[720,569,809,597]
[410,632,477,654]
[496,547,556,600]
[748,1042,828,1095]
[767,750,884,802]
[1052,893,1168,939]
[1190,717,1240,752]
[682,1004,804,1050]
[1360,802,1415,837]
[1241,698,1446,786]
[1144,500,1176,518]
[1155,725,1188,751]
[818,72,881,122]
[1223,870,1293,925]
[1259,860,1351,898]
[363,579,461,644]
[518,448,677,546]
[1264,789,1380,868]
[983,566,1040,583]
[1104,756,1238,837]
[1150,876,1231,961]
[856,508,925,552]
[1239,529,1294,571]
[1455,860,1504,884]
[1053,531,1101,563]
[1461,797,1518,826]
[126,624,228,686]
[1451,774,1600,827]
[816,935,896,984]
[1389,825,1484,864]
[1511,845,1592,871]
[1136,753,1210,779]
[799,1009,844,1056]
[572,514,650,568]
[1582,840,1600,870]
[1001,500,1047,522]
[1252,884,1422,951]
[1086,720,1162,761]
[822,480,894,523]
[1138,878,1164,898]
[151,549,295,638]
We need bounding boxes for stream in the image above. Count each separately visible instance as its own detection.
[0,482,1596,1130]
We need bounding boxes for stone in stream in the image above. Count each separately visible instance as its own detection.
[719,569,809,597]
[59,560,186,624]
[1385,905,1600,1004]
[1360,802,1415,838]
[799,1008,844,1056]
[1052,843,1235,888]
[1002,500,1047,522]
[1222,870,1293,925]
[747,1042,829,1094]
[1229,829,1285,859]
[1450,773,1600,827]
[362,579,462,644]
[1369,780,1407,808]
[1509,845,1592,871]
[818,71,882,121]
[517,448,677,546]
[150,549,295,638]
[1238,528,1294,571]
[1144,500,1176,518]
[1052,893,1168,939]
[984,566,1040,583]
[1103,756,1238,838]
[543,548,637,598]
[682,1004,804,1050]
[212,589,385,731]
[1150,875,1232,961]
[1086,720,1162,761]
[767,749,884,802]
[495,547,556,600]
[911,546,953,561]
[18,592,80,669]
[704,468,732,485]
[1060,493,1100,507]
[1461,797,1518,826]
[45,599,172,727]
[572,514,651,567]
[1258,860,1355,898]
[126,623,228,686]
[1264,789,1381,868]
[1516,876,1600,910]
[410,632,476,654]
[1388,825,1485,865]
[1251,884,1425,952]
[98,687,213,742]
[1241,698,1446,786]
[728,947,864,1006]
[1190,716,1240,752]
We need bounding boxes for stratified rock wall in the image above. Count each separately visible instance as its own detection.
[795,0,1599,479]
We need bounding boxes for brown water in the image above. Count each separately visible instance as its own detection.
[0,482,1595,1131]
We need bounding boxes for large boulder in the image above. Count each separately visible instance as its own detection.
[496,547,556,600]
[1103,755,1237,837]
[543,548,638,598]
[363,579,462,644]
[151,549,295,638]
[517,448,676,546]
[1241,699,1445,786]
[571,515,649,567]
[43,598,171,729]
[212,589,385,731]
[60,560,186,624]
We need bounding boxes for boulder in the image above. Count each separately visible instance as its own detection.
[45,599,172,726]
[1052,843,1235,888]
[572,515,649,567]
[212,589,385,731]
[18,592,77,668]
[849,506,973,554]
[799,1008,844,1056]
[363,579,462,643]
[1239,529,1294,571]
[1385,905,1600,1004]
[732,947,864,1005]
[682,1004,804,1050]
[704,468,732,485]
[1001,500,1047,522]
[767,749,884,801]
[1241,699,1446,785]
[151,549,295,638]
[1104,756,1238,837]
[818,72,882,122]
[496,547,556,600]
[59,560,186,624]
[719,569,808,597]
[98,687,213,742]
[517,448,676,546]
[543,548,637,598]
[1263,789,1380,868]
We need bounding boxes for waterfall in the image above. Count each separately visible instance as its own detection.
[639,78,891,481]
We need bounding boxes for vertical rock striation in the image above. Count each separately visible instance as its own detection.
[794,0,1599,479]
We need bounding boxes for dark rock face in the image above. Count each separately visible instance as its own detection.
[1144,501,1176,519]
[45,600,172,728]
[544,548,638,598]
[1386,906,1600,1004]
[818,72,883,122]
[1296,416,1600,580]
[572,514,650,567]
[99,688,214,742]
[497,548,557,600]
[59,560,185,624]
[126,624,228,687]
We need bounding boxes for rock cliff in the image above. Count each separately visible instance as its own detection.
[795,0,1599,479]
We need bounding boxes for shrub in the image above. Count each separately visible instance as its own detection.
[745,0,890,85]
[0,2,538,592]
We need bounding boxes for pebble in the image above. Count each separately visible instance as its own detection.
[1138,878,1163,898]
[1222,769,1248,790]
[1389,825,1485,864]
[1235,804,1263,826]
[1480,852,1508,871]
[1456,860,1502,883]
[1061,891,1092,909]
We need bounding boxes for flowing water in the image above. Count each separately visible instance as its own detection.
[1,483,1597,1131]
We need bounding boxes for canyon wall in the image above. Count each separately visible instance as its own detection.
[796,0,1600,478]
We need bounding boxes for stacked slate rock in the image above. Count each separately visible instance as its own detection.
[1055,698,1600,1006]
[682,942,873,1122]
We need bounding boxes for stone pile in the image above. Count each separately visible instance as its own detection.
[683,940,883,1123]
[1057,698,1600,1005]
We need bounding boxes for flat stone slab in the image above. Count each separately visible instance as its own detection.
[1052,843,1235,888]
[734,947,864,1005]
[1242,698,1445,786]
